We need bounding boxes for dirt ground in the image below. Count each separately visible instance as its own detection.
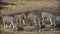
[0,31,60,34]
[0,26,60,34]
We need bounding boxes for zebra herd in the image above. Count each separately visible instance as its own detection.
[2,12,56,31]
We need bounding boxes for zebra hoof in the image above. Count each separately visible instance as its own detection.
[40,25,46,28]
[17,26,24,31]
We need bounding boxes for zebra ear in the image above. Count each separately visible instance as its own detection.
[25,12,29,16]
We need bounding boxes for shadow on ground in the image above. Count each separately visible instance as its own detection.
[0,1,16,10]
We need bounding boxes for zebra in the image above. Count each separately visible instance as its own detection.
[27,13,41,26]
[14,13,26,27]
[27,13,41,32]
[2,13,26,29]
[41,12,56,27]
[2,15,14,29]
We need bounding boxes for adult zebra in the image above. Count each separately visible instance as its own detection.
[2,13,26,29]
[2,15,14,29]
[41,12,56,27]
[27,13,41,32]
[14,13,26,27]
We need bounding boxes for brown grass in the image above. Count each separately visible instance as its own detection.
[1,0,59,15]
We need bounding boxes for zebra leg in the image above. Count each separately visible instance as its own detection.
[53,18,56,26]
[14,23,17,29]
[9,23,11,28]
[11,21,14,29]
[54,21,56,26]
[50,19,53,26]
[34,20,37,26]
[22,20,25,26]
[19,20,22,26]
[42,17,45,25]
[3,21,6,29]
[34,20,39,32]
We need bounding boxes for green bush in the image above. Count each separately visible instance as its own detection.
[24,18,35,26]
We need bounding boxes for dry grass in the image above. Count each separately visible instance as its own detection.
[1,0,59,15]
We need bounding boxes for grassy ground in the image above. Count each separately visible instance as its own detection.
[0,30,60,34]
[0,24,60,34]
[0,25,60,34]
[1,0,59,15]
[1,31,60,34]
